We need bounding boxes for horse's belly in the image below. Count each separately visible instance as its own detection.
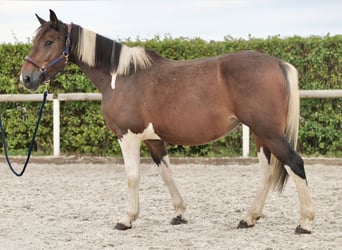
[156,116,240,146]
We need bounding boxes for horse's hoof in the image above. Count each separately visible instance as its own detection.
[237,220,254,229]
[115,223,132,230]
[170,215,188,225]
[295,225,311,234]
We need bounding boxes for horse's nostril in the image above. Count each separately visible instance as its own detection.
[23,76,31,84]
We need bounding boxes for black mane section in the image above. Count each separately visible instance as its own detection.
[111,42,122,73]
[95,34,122,73]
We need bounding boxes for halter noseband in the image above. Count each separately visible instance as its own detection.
[25,23,72,81]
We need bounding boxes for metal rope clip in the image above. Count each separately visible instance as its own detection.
[44,79,50,93]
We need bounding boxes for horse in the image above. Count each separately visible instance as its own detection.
[20,10,315,233]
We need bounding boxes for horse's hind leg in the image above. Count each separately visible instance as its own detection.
[144,139,187,225]
[265,136,315,233]
[238,145,273,229]
[284,165,315,234]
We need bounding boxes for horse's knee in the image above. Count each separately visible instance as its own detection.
[127,175,140,189]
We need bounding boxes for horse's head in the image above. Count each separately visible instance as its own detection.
[20,9,70,91]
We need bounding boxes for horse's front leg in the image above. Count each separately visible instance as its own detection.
[145,140,187,225]
[115,132,142,230]
[158,155,187,225]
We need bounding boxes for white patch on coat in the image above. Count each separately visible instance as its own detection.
[111,73,117,89]
[121,123,161,142]
[141,123,161,140]
[119,123,161,155]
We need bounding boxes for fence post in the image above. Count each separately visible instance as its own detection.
[242,125,250,157]
[53,99,60,156]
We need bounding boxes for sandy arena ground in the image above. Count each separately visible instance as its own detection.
[0,159,341,249]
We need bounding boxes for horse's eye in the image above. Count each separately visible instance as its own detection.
[45,40,53,46]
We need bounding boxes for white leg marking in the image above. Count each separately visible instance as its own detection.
[158,155,186,220]
[118,132,141,228]
[284,165,315,232]
[243,147,272,226]
[117,123,160,228]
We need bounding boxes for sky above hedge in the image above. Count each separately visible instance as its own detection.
[0,0,341,44]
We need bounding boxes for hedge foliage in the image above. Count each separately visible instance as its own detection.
[0,35,341,157]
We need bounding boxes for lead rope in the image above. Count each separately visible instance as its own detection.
[0,83,49,176]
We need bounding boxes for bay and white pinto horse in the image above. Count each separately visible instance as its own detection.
[20,10,314,233]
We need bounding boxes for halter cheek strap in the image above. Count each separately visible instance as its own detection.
[25,23,72,81]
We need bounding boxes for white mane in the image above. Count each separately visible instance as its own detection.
[111,45,152,89]
[76,28,96,67]
[116,45,152,75]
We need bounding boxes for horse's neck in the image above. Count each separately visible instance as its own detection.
[66,25,106,92]
[76,62,111,93]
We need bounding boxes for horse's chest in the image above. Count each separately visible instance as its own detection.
[101,96,146,136]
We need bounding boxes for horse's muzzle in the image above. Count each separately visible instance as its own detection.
[20,71,41,91]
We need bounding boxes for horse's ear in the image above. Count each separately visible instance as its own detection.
[35,14,46,25]
[49,9,58,29]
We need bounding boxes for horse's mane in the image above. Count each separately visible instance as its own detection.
[74,25,154,76]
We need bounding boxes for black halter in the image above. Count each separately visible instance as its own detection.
[24,23,72,81]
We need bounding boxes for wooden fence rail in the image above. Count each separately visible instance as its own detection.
[1,90,341,156]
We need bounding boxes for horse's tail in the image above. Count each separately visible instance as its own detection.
[270,61,300,192]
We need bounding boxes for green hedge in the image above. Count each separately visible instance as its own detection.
[0,35,341,157]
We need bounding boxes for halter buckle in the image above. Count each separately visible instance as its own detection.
[63,52,69,65]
